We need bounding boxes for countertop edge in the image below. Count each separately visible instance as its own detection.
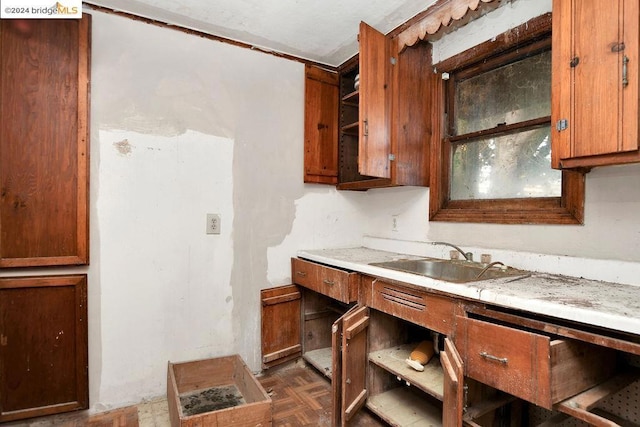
[297,247,640,337]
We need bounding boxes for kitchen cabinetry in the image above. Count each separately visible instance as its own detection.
[263,256,639,426]
[334,275,512,427]
[0,18,90,267]
[304,65,339,184]
[0,275,88,422]
[261,259,359,372]
[304,22,433,190]
[456,315,617,410]
[455,306,640,426]
[551,0,640,169]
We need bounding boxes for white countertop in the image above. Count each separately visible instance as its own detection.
[297,247,640,337]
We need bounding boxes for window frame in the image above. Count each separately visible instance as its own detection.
[428,13,585,225]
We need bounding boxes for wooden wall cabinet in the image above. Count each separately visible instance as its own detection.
[304,65,340,184]
[304,22,433,190]
[551,0,640,169]
[0,275,88,422]
[0,17,90,268]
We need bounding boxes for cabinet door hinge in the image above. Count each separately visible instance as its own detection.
[556,119,568,132]
[390,57,397,65]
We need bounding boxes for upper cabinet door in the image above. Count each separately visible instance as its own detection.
[551,0,640,169]
[358,22,392,178]
[304,65,340,185]
[0,18,90,267]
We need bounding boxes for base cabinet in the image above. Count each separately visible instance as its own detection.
[262,258,639,426]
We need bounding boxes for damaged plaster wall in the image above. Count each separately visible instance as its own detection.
[89,10,366,409]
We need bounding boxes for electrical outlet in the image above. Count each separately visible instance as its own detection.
[206,214,221,234]
[392,215,398,232]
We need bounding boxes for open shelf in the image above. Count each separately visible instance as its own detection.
[304,347,333,379]
[341,122,359,134]
[369,343,444,401]
[342,90,359,104]
[366,387,443,427]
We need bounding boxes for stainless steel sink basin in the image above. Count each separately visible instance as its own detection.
[369,258,525,283]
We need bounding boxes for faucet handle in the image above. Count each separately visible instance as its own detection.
[449,250,460,260]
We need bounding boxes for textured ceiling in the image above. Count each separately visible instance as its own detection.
[84,0,438,66]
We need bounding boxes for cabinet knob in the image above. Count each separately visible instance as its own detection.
[570,57,580,68]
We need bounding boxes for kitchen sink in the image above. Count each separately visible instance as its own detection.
[369,258,525,283]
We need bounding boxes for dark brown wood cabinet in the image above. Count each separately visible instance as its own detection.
[260,285,302,369]
[304,22,433,190]
[304,65,340,185]
[262,258,638,426]
[0,275,88,422]
[551,0,640,169]
[0,17,90,267]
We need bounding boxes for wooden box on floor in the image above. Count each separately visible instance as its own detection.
[167,355,272,427]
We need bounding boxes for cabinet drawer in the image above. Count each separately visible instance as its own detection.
[457,316,616,409]
[291,258,359,303]
[365,276,457,335]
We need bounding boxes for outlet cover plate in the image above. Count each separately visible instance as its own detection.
[206,214,221,234]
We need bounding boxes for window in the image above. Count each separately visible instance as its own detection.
[429,14,585,224]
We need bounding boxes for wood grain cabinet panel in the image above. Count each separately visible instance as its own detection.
[364,275,458,336]
[0,17,90,267]
[291,258,359,303]
[0,275,88,422]
[457,316,617,409]
[551,0,640,169]
[304,65,339,184]
[260,285,302,369]
[304,23,433,190]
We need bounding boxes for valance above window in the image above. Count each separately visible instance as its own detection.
[396,0,498,51]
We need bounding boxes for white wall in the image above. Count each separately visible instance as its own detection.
[363,0,640,268]
[88,10,367,409]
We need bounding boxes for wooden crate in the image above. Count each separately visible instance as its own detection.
[167,355,272,427]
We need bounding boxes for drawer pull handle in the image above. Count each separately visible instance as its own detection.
[296,271,307,277]
[323,279,335,286]
[480,352,508,364]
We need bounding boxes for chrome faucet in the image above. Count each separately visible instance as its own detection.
[431,241,473,261]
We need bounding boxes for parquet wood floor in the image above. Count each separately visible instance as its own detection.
[5,361,384,426]
[258,362,385,427]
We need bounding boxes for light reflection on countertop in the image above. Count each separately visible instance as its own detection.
[297,247,640,336]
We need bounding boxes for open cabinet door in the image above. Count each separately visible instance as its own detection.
[442,337,464,427]
[261,285,302,369]
[341,306,370,425]
[358,22,392,179]
[332,305,369,426]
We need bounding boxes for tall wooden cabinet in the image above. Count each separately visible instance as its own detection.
[551,0,640,169]
[0,17,91,422]
[304,22,434,190]
[0,18,90,267]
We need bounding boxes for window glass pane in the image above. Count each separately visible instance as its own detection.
[454,50,551,135]
[450,126,560,200]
